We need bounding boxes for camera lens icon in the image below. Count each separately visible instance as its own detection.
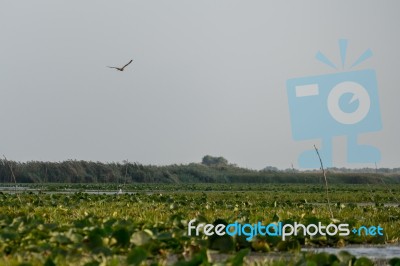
[327,81,371,125]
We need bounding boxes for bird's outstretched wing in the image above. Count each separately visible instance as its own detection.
[107,66,120,69]
[121,59,133,70]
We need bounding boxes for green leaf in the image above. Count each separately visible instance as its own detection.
[87,231,104,249]
[389,258,400,266]
[112,228,131,247]
[50,233,72,245]
[44,258,56,266]
[276,239,300,252]
[354,257,374,266]
[127,247,147,266]
[84,262,100,266]
[208,234,234,252]
[337,250,355,264]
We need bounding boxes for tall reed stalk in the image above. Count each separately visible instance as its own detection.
[313,145,333,219]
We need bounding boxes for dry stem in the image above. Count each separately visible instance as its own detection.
[313,145,333,219]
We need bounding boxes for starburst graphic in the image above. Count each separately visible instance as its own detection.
[316,39,373,70]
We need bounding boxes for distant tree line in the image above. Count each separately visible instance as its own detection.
[0,156,399,184]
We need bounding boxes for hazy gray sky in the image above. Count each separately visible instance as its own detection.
[1,1,399,169]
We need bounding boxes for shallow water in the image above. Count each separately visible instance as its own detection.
[0,186,30,190]
[0,187,141,195]
[302,245,400,259]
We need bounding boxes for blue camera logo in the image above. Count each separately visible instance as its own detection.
[286,40,382,168]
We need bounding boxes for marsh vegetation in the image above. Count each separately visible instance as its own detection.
[1,184,400,265]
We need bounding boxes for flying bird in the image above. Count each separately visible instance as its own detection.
[107,59,133,71]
